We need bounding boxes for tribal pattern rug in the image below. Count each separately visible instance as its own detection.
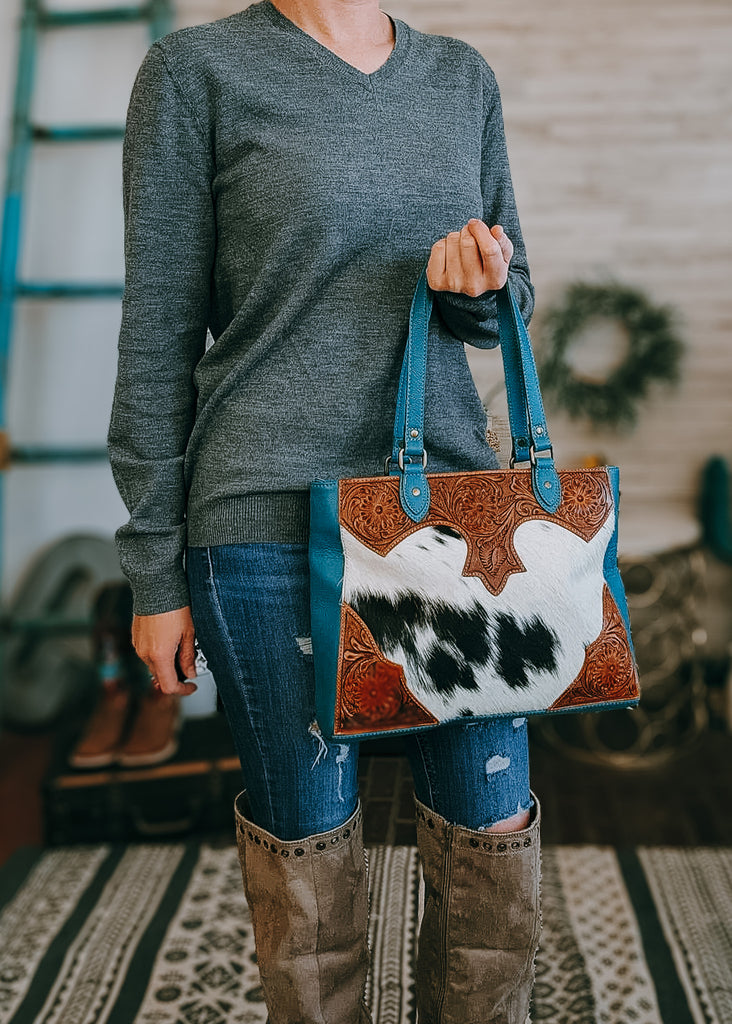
[0,841,729,1024]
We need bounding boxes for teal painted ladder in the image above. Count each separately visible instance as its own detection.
[0,0,174,703]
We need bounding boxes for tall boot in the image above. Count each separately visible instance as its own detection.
[413,790,542,1024]
[234,790,373,1024]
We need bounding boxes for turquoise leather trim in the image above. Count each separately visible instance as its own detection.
[496,285,553,457]
[532,456,562,513]
[495,284,531,464]
[495,285,562,512]
[602,466,638,662]
[309,481,345,737]
[392,268,432,470]
[391,265,561,518]
[399,461,430,521]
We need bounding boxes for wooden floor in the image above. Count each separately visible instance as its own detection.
[2,709,732,865]
[358,727,732,847]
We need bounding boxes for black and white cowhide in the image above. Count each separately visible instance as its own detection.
[340,509,615,720]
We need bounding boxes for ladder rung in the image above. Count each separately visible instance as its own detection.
[15,281,124,298]
[32,124,126,142]
[37,5,155,28]
[0,613,94,635]
[11,445,109,464]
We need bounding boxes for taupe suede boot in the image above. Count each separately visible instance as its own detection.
[234,790,373,1024]
[413,790,542,1024]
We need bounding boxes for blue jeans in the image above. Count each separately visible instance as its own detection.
[185,542,532,841]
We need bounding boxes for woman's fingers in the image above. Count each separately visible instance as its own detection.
[427,219,512,295]
[467,218,505,265]
[150,654,198,695]
[466,219,511,287]
[483,221,514,264]
[177,628,198,681]
[426,236,447,290]
[132,606,199,696]
[451,227,486,295]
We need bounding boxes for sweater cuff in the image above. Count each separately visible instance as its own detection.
[432,287,500,349]
[433,287,497,315]
[127,569,192,617]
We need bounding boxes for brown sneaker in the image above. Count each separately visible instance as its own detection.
[116,688,182,767]
[68,680,133,768]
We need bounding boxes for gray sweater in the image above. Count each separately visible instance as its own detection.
[107,0,535,616]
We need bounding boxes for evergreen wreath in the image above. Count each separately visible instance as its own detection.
[538,280,683,428]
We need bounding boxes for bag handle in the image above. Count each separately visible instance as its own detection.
[388,265,562,522]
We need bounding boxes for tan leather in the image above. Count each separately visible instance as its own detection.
[414,790,542,1024]
[116,689,181,766]
[68,680,132,768]
[234,790,373,1024]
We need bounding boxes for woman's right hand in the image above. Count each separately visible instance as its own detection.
[131,605,199,696]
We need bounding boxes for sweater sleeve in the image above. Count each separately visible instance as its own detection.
[432,61,534,349]
[107,41,215,617]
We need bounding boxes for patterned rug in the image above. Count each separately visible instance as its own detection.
[0,841,729,1024]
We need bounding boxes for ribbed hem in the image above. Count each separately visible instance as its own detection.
[185,491,311,546]
[433,287,498,317]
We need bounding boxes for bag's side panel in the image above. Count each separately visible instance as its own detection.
[309,481,345,736]
[602,466,639,662]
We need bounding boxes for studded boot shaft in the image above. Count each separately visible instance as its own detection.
[234,790,373,1024]
[414,791,542,1024]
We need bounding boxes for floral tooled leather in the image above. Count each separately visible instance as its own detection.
[549,584,640,710]
[339,468,613,596]
[334,604,439,735]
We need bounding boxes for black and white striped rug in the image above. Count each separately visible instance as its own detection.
[0,841,730,1024]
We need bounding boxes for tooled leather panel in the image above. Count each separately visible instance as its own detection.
[339,468,613,596]
[334,603,439,736]
[549,584,640,710]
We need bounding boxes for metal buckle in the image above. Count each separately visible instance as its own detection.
[510,443,554,468]
[529,443,554,466]
[397,447,428,471]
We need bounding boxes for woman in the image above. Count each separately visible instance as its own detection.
[108,1,542,1021]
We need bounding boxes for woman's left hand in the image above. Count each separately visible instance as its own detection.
[426,218,513,296]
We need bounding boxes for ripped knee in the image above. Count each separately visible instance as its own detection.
[479,807,531,833]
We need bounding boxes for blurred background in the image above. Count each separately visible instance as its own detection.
[0,1,731,1017]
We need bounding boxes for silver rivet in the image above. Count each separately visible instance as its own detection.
[412,488,421,496]
[536,426,544,435]
[544,481,551,488]
[410,429,419,438]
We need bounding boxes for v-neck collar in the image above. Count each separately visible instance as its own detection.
[257,0,411,85]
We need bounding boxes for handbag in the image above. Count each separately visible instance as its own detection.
[309,264,641,741]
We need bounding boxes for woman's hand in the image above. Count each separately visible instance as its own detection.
[426,219,513,296]
[132,606,199,696]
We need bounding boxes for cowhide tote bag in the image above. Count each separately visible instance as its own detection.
[309,264,641,741]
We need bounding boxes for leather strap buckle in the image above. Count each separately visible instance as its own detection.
[510,443,554,468]
[398,447,428,471]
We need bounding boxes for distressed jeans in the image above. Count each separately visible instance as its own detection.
[185,542,532,841]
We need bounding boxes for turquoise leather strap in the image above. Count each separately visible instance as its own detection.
[390,266,562,519]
